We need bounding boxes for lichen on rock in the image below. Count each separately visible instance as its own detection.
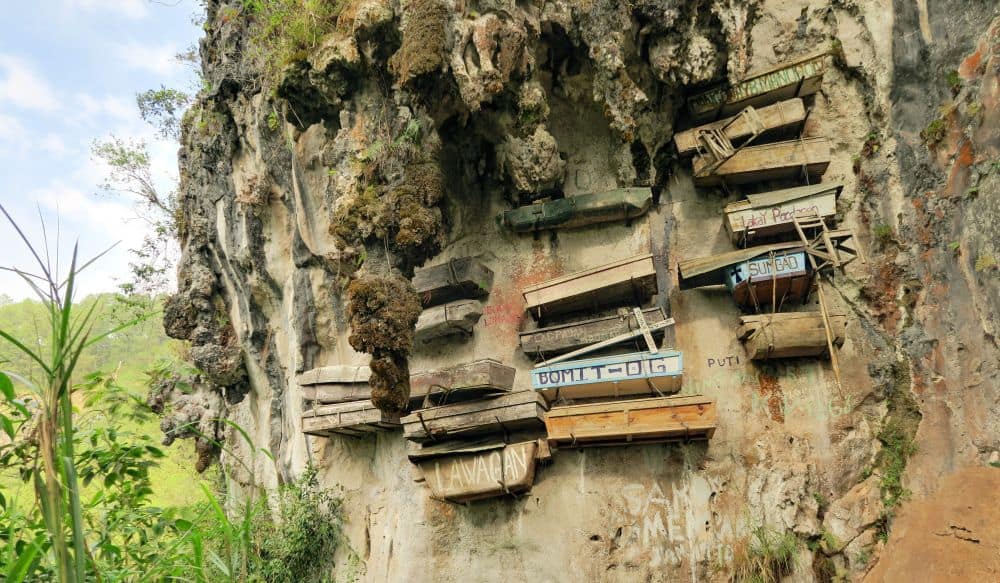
[497,125,566,197]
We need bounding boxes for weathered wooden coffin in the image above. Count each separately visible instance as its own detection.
[692,137,830,187]
[674,98,807,156]
[738,312,847,359]
[724,183,843,246]
[414,299,484,342]
[301,400,400,437]
[545,395,717,447]
[501,188,652,233]
[402,391,548,443]
[412,440,539,503]
[409,359,516,405]
[519,307,669,357]
[298,365,371,403]
[522,254,657,320]
[678,242,812,309]
[687,52,828,123]
[531,350,683,400]
[412,257,494,308]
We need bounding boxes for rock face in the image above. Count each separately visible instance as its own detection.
[162,0,999,580]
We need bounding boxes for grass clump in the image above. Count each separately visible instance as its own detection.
[730,524,800,582]
[920,117,948,144]
[241,0,345,84]
[872,223,894,247]
[975,253,997,273]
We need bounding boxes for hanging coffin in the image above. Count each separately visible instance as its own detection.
[298,365,371,404]
[301,400,401,437]
[686,51,827,123]
[409,359,516,406]
[545,395,717,447]
[409,439,539,503]
[531,350,683,401]
[412,256,494,308]
[522,254,657,320]
[691,137,831,187]
[519,307,670,358]
[724,183,843,246]
[402,391,548,443]
[674,98,807,156]
[501,188,652,233]
[678,242,812,309]
[737,312,847,359]
[414,299,484,342]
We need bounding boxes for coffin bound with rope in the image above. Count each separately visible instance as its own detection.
[401,390,548,443]
[501,187,653,233]
[691,137,831,187]
[545,395,717,448]
[414,299,484,342]
[724,183,843,246]
[678,242,813,309]
[519,307,669,358]
[298,365,372,403]
[522,254,657,320]
[408,438,539,503]
[674,98,807,157]
[301,400,401,437]
[409,359,516,406]
[412,256,494,308]
[738,312,847,359]
[531,350,683,401]
[686,52,828,123]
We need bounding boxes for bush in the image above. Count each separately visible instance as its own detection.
[729,524,799,582]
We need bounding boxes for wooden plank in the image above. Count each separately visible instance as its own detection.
[674,98,807,156]
[301,383,372,404]
[414,299,484,342]
[501,188,652,232]
[401,391,548,443]
[739,312,847,359]
[520,307,669,357]
[531,350,683,401]
[724,183,843,246]
[298,365,371,385]
[692,137,831,186]
[522,254,657,319]
[409,359,516,405]
[412,256,494,308]
[417,441,538,503]
[545,395,717,447]
[302,400,401,437]
[298,365,371,403]
[536,317,674,366]
[687,52,827,122]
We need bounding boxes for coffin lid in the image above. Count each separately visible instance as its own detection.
[522,253,654,293]
[298,365,371,386]
[725,183,843,213]
[520,307,665,337]
[678,242,804,289]
[546,394,714,418]
[688,51,829,103]
[407,437,535,462]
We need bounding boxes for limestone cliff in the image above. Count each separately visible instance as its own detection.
[161,0,999,580]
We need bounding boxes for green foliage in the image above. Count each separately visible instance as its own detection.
[877,417,918,509]
[267,109,281,131]
[872,223,894,246]
[241,0,345,85]
[989,461,1000,469]
[729,524,799,583]
[137,86,192,139]
[921,117,948,144]
[948,240,961,255]
[812,492,829,510]
[974,253,997,273]
[945,69,962,94]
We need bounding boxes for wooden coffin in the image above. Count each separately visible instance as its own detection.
[738,312,847,359]
[412,440,538,503]
[302,400,400,437]
[531,350,683,400]
[687,52,828,122]
[692,137,830,186]
[501,188,652,233]
[725,250,812,308]
[724,183,843,246]
[402,391,548,443]
[545,395,717,447]
[410,359,516,405]
[674,98,807,156]
[298,365,371,403]
[522,254,657,320]
[412,256,494,308]
[414,299,484,342]
[519,307,669,357]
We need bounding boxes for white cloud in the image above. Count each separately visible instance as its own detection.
[0,55,60,112]
[76,93,135,124]
[63,0,148,20]
[38,134,70,157]
[0,113,29,151]
[31,181,149,253]
[116,42,181,77]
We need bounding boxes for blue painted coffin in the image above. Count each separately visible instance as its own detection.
[531,350,683,400]
[724,251,807,291]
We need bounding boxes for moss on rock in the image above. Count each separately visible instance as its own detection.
[369,353,411,413]
[346,275,422,354]
[388,0,449,86]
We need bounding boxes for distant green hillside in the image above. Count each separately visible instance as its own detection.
[0,293,211,509]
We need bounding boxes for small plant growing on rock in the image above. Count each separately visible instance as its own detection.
[921,117,948,145]
[728,524,799,582]
[872,223,894,247]
[945,69,962,95]
[974,253,997,273]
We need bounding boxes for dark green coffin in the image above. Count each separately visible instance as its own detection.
[501,188,652,233]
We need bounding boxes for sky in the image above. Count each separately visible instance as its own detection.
[0,0,202,301]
